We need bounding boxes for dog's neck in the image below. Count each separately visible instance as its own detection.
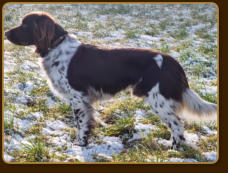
[36,23,68,57]
[50,34,66,49]
[36,34,67,57]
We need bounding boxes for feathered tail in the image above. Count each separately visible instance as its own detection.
[181,88,217,120]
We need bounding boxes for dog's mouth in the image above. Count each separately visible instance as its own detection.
[5,31,31,46]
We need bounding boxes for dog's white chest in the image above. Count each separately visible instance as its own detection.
[41,34,81,99]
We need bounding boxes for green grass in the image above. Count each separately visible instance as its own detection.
[179,50,193,63]
[101,117,135,139]
[4,14,12,21]
[30,85,50,97]
[16,137,50,162]
[159,20,169,30]
[100,97,149,123]
[139,113,161,125]
[152,127,171,140]
[5,68,34,86]
[27,123,44,135]
[195,27,214,41]
[200,92,217,104]
[125,30,140,39]
[171,28,189,40]
[145,25,159,36]
[198,44,217,57]
[180,144,206,162]
[96,4,132,15]
[198,135,217,152]
[160,42,170,53]
[4,117,14,134]
[93,154,111,162]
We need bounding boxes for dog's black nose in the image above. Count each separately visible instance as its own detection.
[5,31,10,38]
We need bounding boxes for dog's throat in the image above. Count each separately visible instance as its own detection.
[50,35,66,49]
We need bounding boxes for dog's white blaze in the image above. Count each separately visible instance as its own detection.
[154,54,163,69]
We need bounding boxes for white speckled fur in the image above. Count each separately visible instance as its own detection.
[146,83,185,149]
[42,34,81,101]
[41,34,94,146]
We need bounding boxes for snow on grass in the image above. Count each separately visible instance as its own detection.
[202,126,217,136]
[168,158,198,162]
[26,112,44,121]
[15,118,35,131]
[64,136,124,162]
[157,139,172,149]
[42,120,69,136]
[4,152,14,162]
[128,110,157,142]
[184,132,200,145]
[202,151,217,162]
[3,3,218,163]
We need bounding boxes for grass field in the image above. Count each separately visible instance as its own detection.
[3,3,218,163]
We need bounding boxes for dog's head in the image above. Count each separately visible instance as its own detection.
[5,12,67,57]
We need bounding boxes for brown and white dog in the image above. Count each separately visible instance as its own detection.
[5,12,217,148]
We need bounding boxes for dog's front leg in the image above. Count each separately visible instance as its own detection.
[70,96,95,146]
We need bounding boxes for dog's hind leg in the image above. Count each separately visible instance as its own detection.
[146,83,185,149]
[70,95,95,146]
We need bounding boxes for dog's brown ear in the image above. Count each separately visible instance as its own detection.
[34,17,55,57]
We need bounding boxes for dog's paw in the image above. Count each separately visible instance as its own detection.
[73,138,88,147]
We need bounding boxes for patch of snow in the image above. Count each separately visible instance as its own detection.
[15,118,34,131]
[42,127,64,136]
[135,124,157,135]
[4,60,16,73]
[42,120,69,136]
[168,157,198,162]
[203,151,217,162]
[50,136,68,147]
[47,97,57,108]
[188,23,206,31]
[21,61,39,71]
[17,82,25,90]
[26,112,43,121]
[128,133,141,142]
[4,153,13,162]
[7,138,23,151]
[135,110,147,121]
[65,136,124,162]
[170,51,180,58]
[15,96,29,104]
[13,134,23,141]
[45,120,69,130]
[202,126,217,136]
[157,139,172,149]
[24,81,35,93]
[184,132,200,149]
[184,132,199,144]
[95,153,113,160]
[140,35,160,41]
[128,110,157,142]
[128,124,157,142]
[203,86,217,96]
